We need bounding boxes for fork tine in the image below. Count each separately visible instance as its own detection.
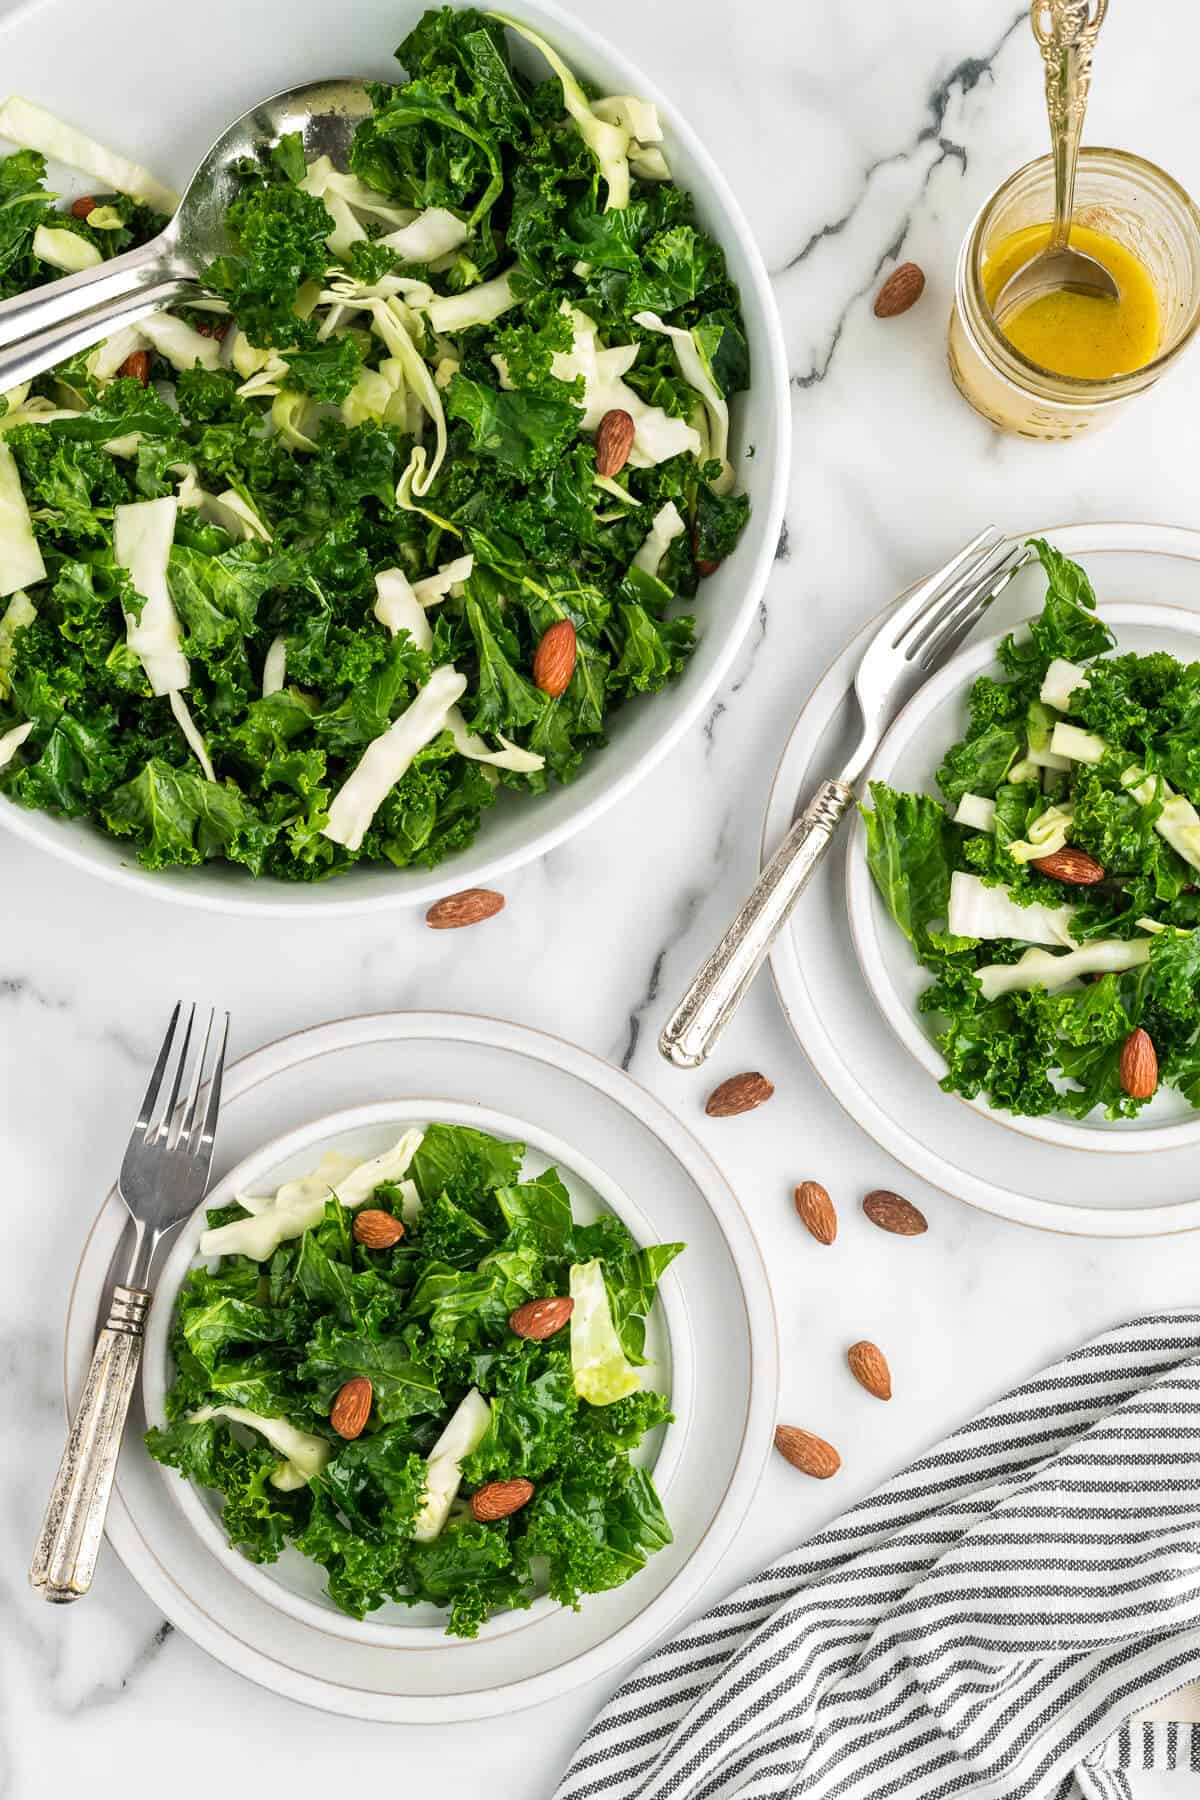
[150,1002,194,1143]
[173,1008,215,1152]
[187,1012,229,1165]
[887,527,1004,652]
[917,543,1033,671]
[133,1003,182,1135]
[901,537,1018,662]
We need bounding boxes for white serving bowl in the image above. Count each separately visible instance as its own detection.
[143,1098,691,1648]
[0,0,790,916]
[846,601,1200,1155]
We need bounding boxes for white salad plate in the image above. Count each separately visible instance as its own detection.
[0,0,790,918]
[765,522,1200,1238]
[143,1097,690,1650]
[65,1012,778,1720]
[846,601,1200,1156]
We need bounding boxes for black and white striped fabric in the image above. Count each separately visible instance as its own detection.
[555,1311,1200,1800]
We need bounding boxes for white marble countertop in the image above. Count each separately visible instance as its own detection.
[6,0,1200,1792]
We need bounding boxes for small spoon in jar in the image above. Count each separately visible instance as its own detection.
[994,0,1118,323]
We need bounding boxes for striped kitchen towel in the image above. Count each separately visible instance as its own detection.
[555,1311,1200,1800]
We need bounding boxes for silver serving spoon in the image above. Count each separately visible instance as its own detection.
[0,80,373,393]
[993,0,1117,323]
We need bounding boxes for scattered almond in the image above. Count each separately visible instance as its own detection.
[1030,847,1105,885]
[1120,1027,1158,1100]
[330,1376,372,1439]
[510,1295,573,1340]
[70,195,96,218]
[692,531,720,578]
[118,350,151,386]
[594,407,635,477]
[794,1180,837,1245]
[471,1478,535,1522]
[774,1425,841,1479]
[353,1208,405,1249]
[705,1071,774,1117]
[863,1189,928,1236]
[196,318,230,340]
[533,619,577,697]
[847,1340,892,1401]
[426,888,505,929]
[873,261,926,318]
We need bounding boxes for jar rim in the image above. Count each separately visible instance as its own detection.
[962,145,1200,396]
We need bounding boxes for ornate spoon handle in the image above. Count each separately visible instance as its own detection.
[1032,0,1108,251]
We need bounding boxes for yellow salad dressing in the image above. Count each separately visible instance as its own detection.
[982,222,1160,379]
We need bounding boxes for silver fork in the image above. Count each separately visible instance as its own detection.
[659,528,1033,1070]
[30,1004,229,1603]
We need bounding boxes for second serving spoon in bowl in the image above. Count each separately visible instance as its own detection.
[0,79,372,392]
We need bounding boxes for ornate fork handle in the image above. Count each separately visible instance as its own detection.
[1032,0,1109,250]
[659,779,854,1070]
[29,1285,151,1603]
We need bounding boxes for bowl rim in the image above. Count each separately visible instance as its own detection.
[0,0,792,917]
[143,1094,694,1649]
[846,598,1200,1155]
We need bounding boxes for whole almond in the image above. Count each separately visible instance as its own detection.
[70,195,96,218]
[873,261,925,318]
[118,350,151,386]
[330,1376,372,1439]
[510,1295,573,1340]
[353,1208,406,1249]
[1120,1027,1158,1100]
[594,408,635,478]
[847,1340,892,1401]
[1031,847,1105,885]
[471,1478,535,1522]
[794,1180,837,1245]
[426,887,505,929]
[692,529,720,579]
[863,1189,928,1236]
[533,619,577,697]
[705,1072,775,1117]
[774,1425,840,1479]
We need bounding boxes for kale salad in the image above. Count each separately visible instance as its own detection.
[862,541,1200,1123]
[0,9,750,879]
[146,1121,682,1636]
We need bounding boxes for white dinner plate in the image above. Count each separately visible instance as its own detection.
[0,0,790,917]
[765,522,1200,1237]
[846,601,1200,1154]
[143,1098,689,1649]
[65,1012,778,1720]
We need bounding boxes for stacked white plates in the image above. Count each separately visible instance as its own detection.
[66,1013,778,1719]
[765,523,1200,1237]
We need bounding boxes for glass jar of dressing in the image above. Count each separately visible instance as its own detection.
[949,147,1200,439]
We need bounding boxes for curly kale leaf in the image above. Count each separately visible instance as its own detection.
[0,150,55,295]
[936,722,1022,806]
[206,179,333,349]
[999,538,1114,679]
[445,372,583,474]
[145,1416,303,1561]
[861,783,956,951]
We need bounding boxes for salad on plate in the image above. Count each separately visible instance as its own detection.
[146,1120,682,1637]
[863,540,1200,1123]
[0,8,750,879]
